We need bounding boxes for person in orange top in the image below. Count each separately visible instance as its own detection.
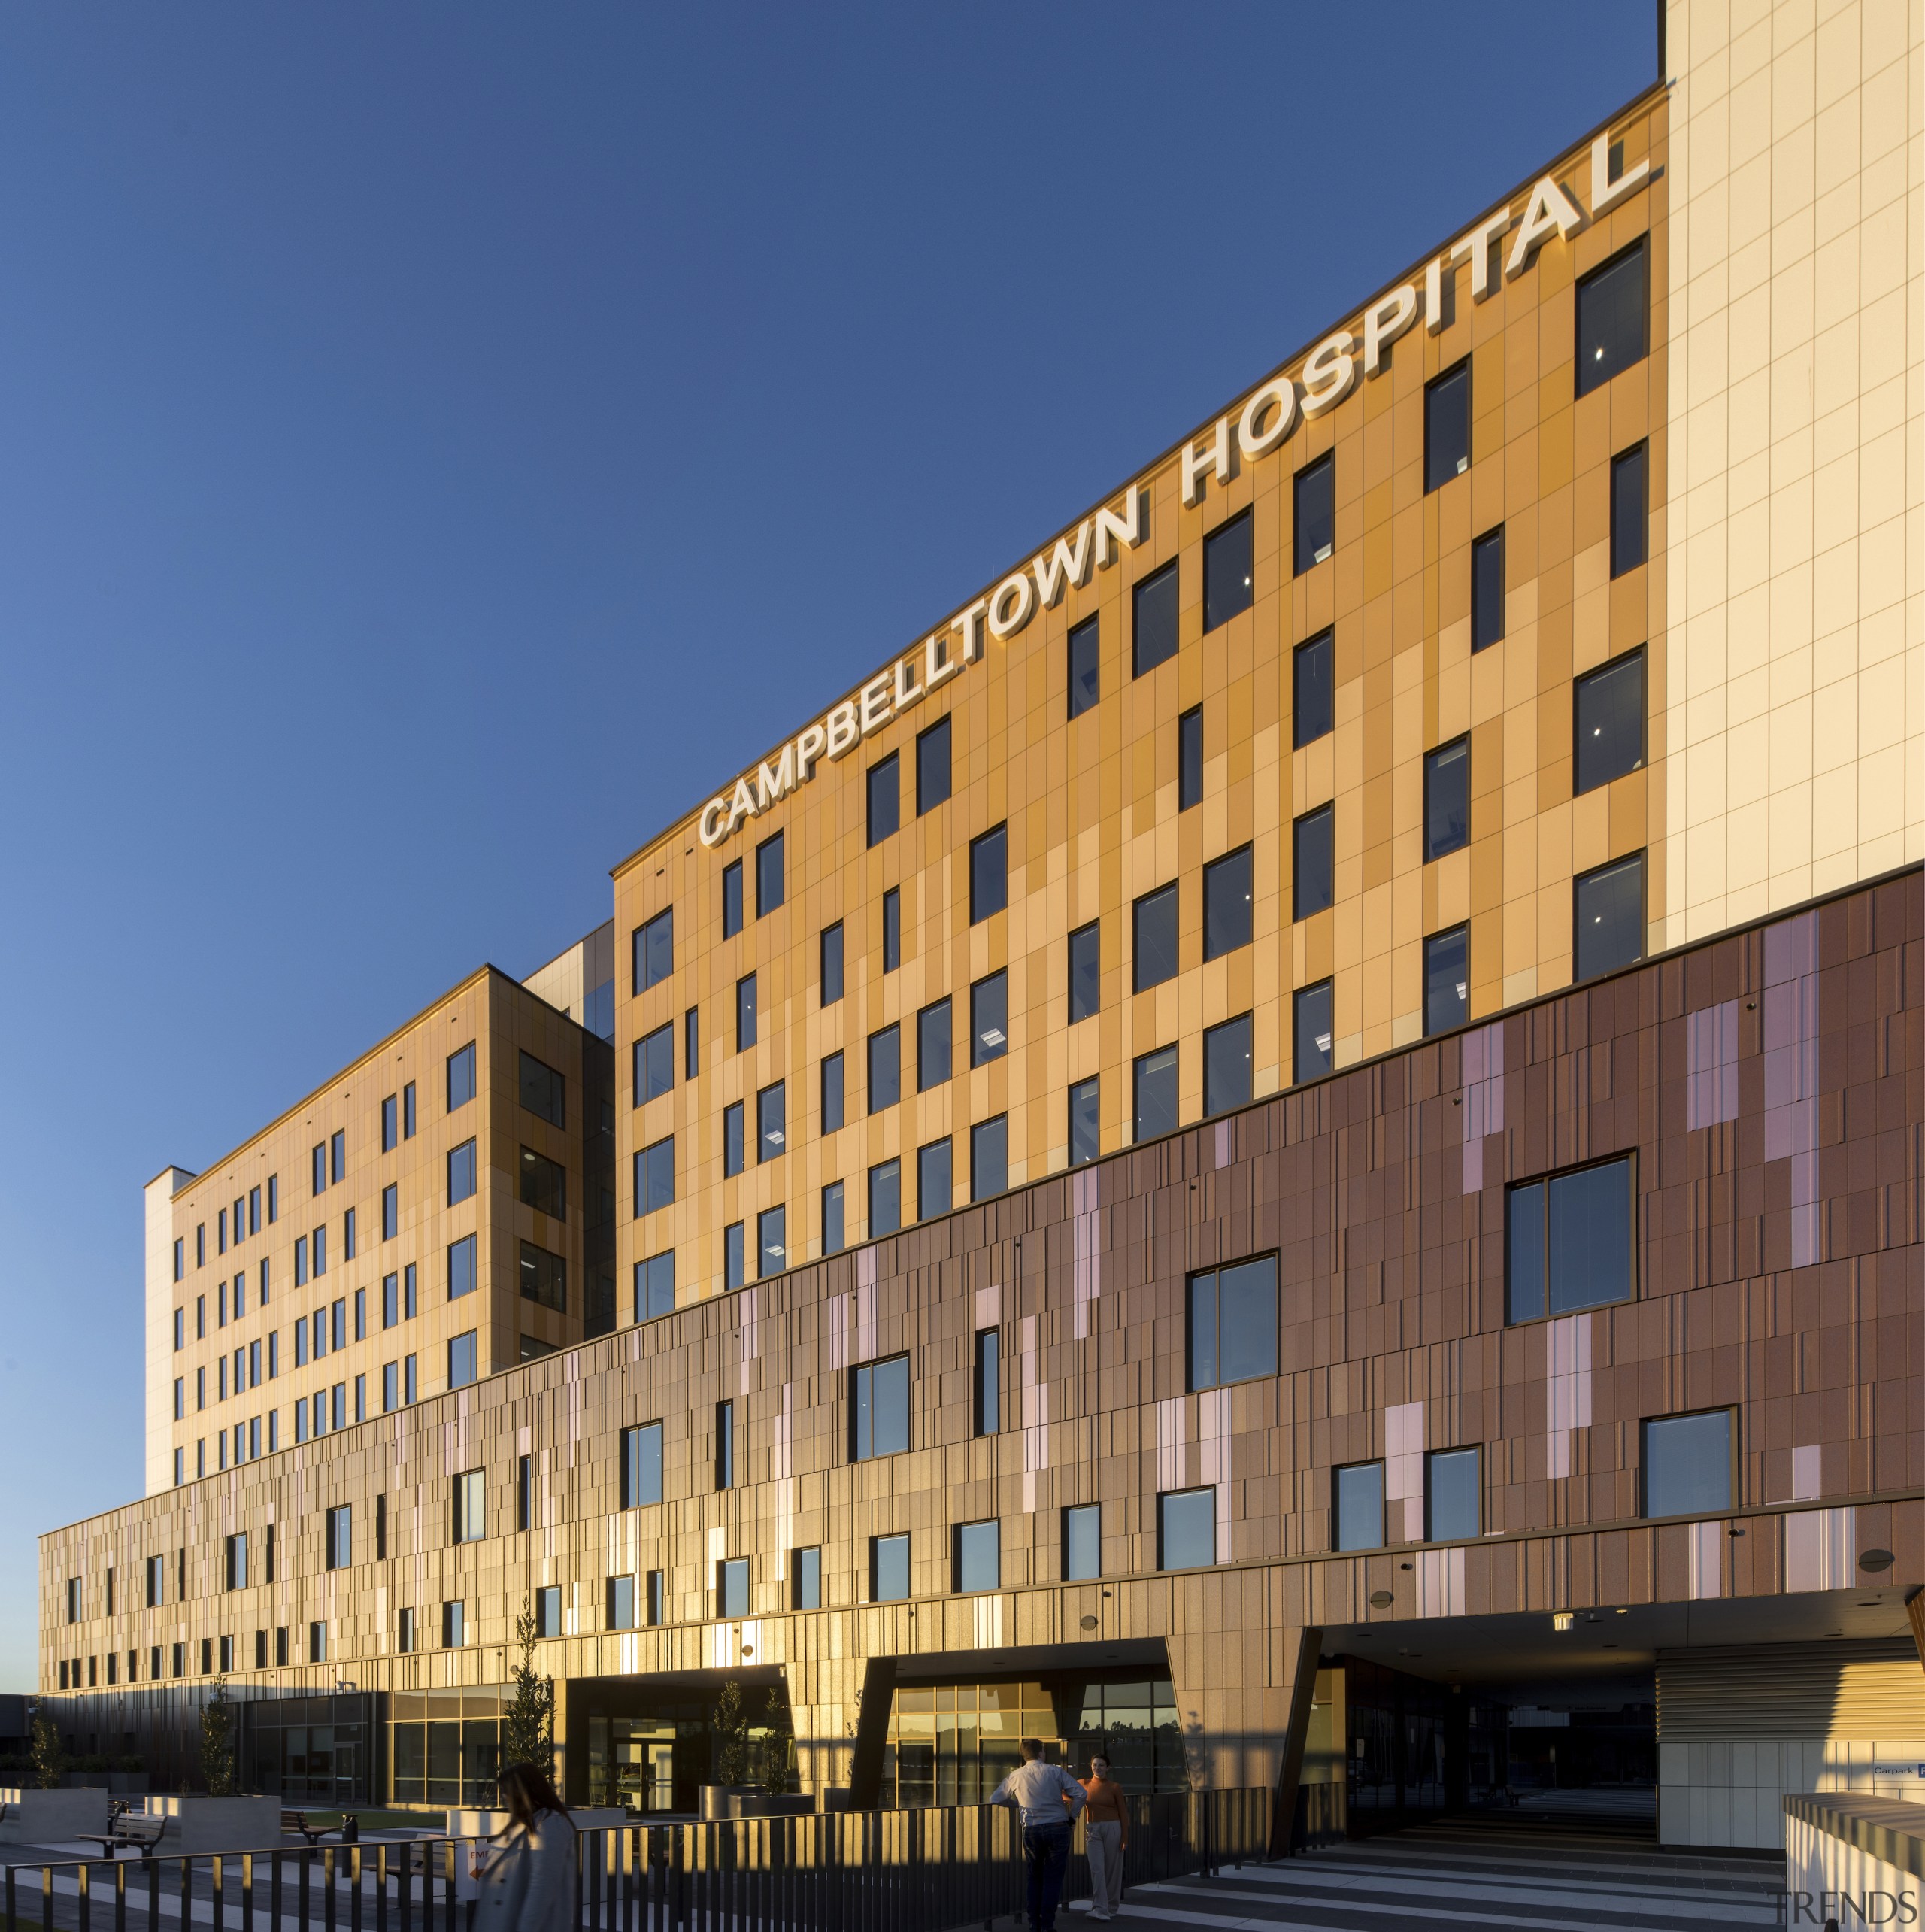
[1078,1756,1129,1922]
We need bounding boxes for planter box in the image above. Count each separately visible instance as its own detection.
[141,1794,282,1853]
[63,1773,147,1794]
[0,1788,113,1844]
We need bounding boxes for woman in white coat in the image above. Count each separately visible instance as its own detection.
[475,1763,576,1932]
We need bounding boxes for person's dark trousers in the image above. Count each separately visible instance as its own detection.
[1020,1821,1072,1930]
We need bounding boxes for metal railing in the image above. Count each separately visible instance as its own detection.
[0,1788,1275,1932]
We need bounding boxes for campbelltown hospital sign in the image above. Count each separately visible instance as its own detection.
[695,126,1654,852]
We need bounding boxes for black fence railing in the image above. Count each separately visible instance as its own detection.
[0,1789,1275,1932]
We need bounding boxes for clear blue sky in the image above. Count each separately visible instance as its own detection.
[0,4,1657,1687]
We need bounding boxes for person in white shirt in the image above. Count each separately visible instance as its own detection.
[989,1736,1086,1930]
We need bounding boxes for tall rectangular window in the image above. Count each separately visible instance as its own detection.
[330,1128,346,1183]
[519,1241,566,1312]
[792,1547,822,1611]
[1202,1015,1253,1118]
[400,1089,414,1142]
[448,1330,477,1390]
[382,1272,399,1327]
[916,998,951,1091]
[1203,508,1253,629]
[970,825,1007,922]
[723,1100,745,1178]
[974,1328,1000,1436]
[1067,614,1100,718]
[382,1361,398,1412]
[644,1571,665,1626]
[620,1421,664,1509]
[820,923,844,1004]
[821,1181,845,1255]
[871,1533,911,1603]
[1642,1410,1733,1518]
[1472,527,1505,650]
[439,1604,461,1650]
[717,1558,750,1619]
[1178,705,1204,810]
[953,1520,1000,1594]
[1575,649,1645,793]
[1424,361,1470,490]
[1426,1447,1481,1542]
[867,1024,901,1112]
[1203,846,1252,959]
[1132,559,1178,675]
[447,1139,477,1206]
[714,1400,735,1490]
[1293,805,1334,917]
[313,1225,328,1275]
[312,1145,326,1197]
[1133,884,1178,991]
[636,1023,675,1104]
[447,1044,476,1112]
[635,1251,675,1321]
[535,1587,559,1637]
[684,1008,699,1078]
[520,1051,565,1127]
[1575,852,1645,981]
[720,860,743,939]
[1505,1155,1635,1324]
[1611,443,1647,576]
[325,1506,351,1570]
[917,1138,951,1221]
[756,830,784,917]
[341,1207,356,1262]
[1335,1462,1384,1551]
[970,971,1008,1065]
[1158,1488,1215,1570]
[1294,981,1333,1083]
[1293,453,1334,574]
[451,1469,485,1542]
[634,908,674,992]
[867,752,899,846]
[868,1157,901,1237]
[852,1354,911,1460]
[1063,1504,1100,1582]
[381,1184,399,1241]
[757,1205,786,1277]
[1133,1045,1178,1142]
[757,1081,786,1162]
[1068,922,1100,1022]
[821,1051,845,1133]
[881,887,901,972]
[971,1116,1008,1203]
[723,1221,745,1290]
[605,1575,635,1630]
[916,714,951,814]
[1188,1256,1278,1391]
[1576,236,1647,397]
[1424,925,1468,1036]
[1423,739,1469,861]
[735,973,757,1051]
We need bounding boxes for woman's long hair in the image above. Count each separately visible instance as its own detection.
[495,1760,569,1836]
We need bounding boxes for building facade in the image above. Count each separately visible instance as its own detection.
[39,0,1925,1849]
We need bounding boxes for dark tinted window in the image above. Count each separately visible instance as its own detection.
[971,971,1008,1065]
[1203,846,1252,960]
[1472,528,1505,651]
[447,1044,476,1112]
[820,1051,844,1133]
[1132,560,1178,675]
[635,1251,674,1321]
[881,887,900,971]
[1294,981,1333,1082]
[917,715,951,814]
[722,1102,744,1178]
[917,1137,950,1221]
[867,1024,900,1112]
[1293,455,1334,574]
[1203,509,1252,630]
[637,1137,673,1215]
[636,1026,674,1105]
[1202,1015,1252,1118]
[1425,362,1470,491]
[1068,616,1100,718]
[1068,921,1100,1021]
[970,825,1007,921]
[756,1081,785,1162]
[1611,444,1647,576]
[970,1115,1008,1202]
[1069,1078,1100,1166]
[721,860,743,939]
[1134,1045,1178,1141]
[917,999,951,1092]
[1424,739,1469,860]
[723,1222,744,1290]
[1188,1255,1277,1390]
[866,753,899,847]
[1178,706,1203,810]
[1642,1410,1732,1518]
[1506,1155,1634,1323]
[520,1148,565,1220]
[1575,650,1645,793]
[1159,1488,1214,1570]
[633,910,673,993]
[867,1159,901,1237]
[1576,237,1647,397]
[1293,630,1334,745]
[684,1007,699,1078]
[735,973,757,1050]
[820,922,844,1004]
[1575,852,1645,980]
[1424,924,1468,1036]
[1426,1448,1481,1542]
[520,1051,565,1127]
[755,832,784,917]
[757,1206,785,1278]
[620,1424,663,1511]
[820,1181,844,1256]
[1293,806,1333,917]
[1133,884,1179,991]
[447,1140,477,1205]
[1335,1463,1384,1551]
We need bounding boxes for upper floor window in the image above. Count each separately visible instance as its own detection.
[1203,509,1252,631]
[917,999,951,1092]
[1642,1409,1732,1518]
[1335,1462,1384,1551]
[636,1136,675,1215]
[1132,560,1178,676]
[1294,981,1332,1083]
[311,1144,326,1197]
[1576,236,1647,398]
[1472,528,1505,651]
[735,972,757,1051]
[1506,1154,1634,1324]
[448,1233,477,1300]
[917,715,951,814]
[684,1008,699,1079]
[447,1139,477,1206]
[620,1421,663,1509]
[636,1251,675,1322]
[1611,443,1648,577]
[1423,739,1469,860]
[1424,925,1467,1036]
[1063,1504,1100,1582]
[970,825,1008,922]
[636,1024,675,1104]
[757,1204,787,1277]
[953,1520,1000,1594]
[720,858,743,939]
[1293,454,1334,575]
[1203,847,1252,960]
[1067,615,1100,719]
[1424,362,1470,491]
[451,1469,486,1543]
[520,1147,565,1219]
[1133,884,1178,992]
[324,1507,351,1570]
[447,1043,476,1112]
[756,831,784,917]
[448,1330,478,1391]
[1133,1044,1178,1142]
[851,1354,911,1461]
[867,752,899,848]
[868,1024,901,1112]
[757,1081,786,1162]
[1069,923,1100,1022]
[520,1051,565,1127]
[400,1090,414,1142]
[1575,852,1645,981]
[1188,1256,1278,1391]
[820,922,844,1005]
[971,1116,1008,1203]
[330,1130,345,1185]
[634,908,674,993]
[381,1095,399,1152]
[1202,1014,1252,1117]
[723,1102,745,1178]
[173,1239,184,1284]
[1293,805,1334,918]
[970,971,1008,1065]
[1158,1488,1215,1570]
[881,887,901,972]
[1426,1447,1481,1542]
[821,1051,845,1133]
[868,1157,902,1237]
[1575,648,1645,793]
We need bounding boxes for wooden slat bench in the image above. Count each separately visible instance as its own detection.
[76,1813,168,1859]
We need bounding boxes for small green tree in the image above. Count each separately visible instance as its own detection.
[712,1679,750,1787]
[29,1714,62,1791]
[501,1597,555,1773]
[199,1677,235,1796]
[757,1686,794,1797]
